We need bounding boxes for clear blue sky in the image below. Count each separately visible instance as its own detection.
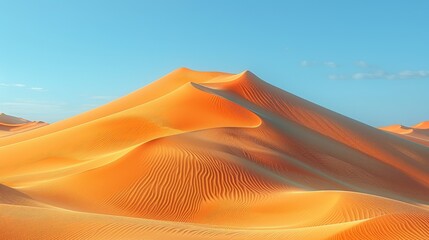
[0,0,428,126]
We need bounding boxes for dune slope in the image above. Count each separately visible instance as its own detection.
[0,113,47,137]
[381,122,429,147]
[0,68,428,239]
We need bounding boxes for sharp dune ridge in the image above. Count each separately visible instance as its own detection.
[0,68,428,239]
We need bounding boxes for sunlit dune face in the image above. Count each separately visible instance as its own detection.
[413,121,429,129]
[1,68,429,240]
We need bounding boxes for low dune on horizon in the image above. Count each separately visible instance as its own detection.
[380,122,429,147]
[0,113,47,138]
[0,68,428,239]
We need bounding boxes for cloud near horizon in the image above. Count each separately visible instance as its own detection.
[355,60,371,68]
[300,60,338,68]
[323,61,337,68]
[90,95,114,100]
[30,87,44,91]
[0,82,45,91]
[329,70,429,80]
[300,60,429,81]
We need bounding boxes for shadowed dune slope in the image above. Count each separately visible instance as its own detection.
[0,68,428,239]
[0,113,29,124]
[0,113,47,137]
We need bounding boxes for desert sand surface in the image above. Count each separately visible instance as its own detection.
[0,113,47,137]
[0,68,428,239]
[381,122,429,147]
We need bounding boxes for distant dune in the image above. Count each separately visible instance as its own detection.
[0,68,428,239]
[0,113,47,137]
[381,121,429,147]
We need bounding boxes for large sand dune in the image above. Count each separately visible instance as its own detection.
[0,68,428,239]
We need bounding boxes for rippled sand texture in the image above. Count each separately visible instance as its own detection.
[1,68,428,239]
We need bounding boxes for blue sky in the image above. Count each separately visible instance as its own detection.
[0,0,428,126]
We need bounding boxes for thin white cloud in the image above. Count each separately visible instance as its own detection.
[324,61,337,68]
[0,101,64,108]
[396,70,429,79]
[301,60,337,68]
[81,103,100,109]
[0,82,46,91]
[355,60,370,68]
[330,70,429,80]
[30,87,44,91]
[300,60,310,67]
[328,74,347,80]
[90,95,113,100]
[82,103,99,107]
[351,71,386,80]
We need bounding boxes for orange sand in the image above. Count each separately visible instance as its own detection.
[381,122,429,147]
[0,113,47,137]
[0,68,428,239]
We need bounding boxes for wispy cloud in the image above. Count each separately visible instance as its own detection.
[328,74,347,80]
[301,60,338,68]
[0,83,26,87]
[322,60,429,80]
[394,70,429,79]
[90,95,114,100]
[323,61,337,68]
[82,103,99,107]
[30,87,44,91]
[300,60,311,67]
[0,100,65,109]
[355,60,370,68]
[0,82,46,91]
[330,70,429,80]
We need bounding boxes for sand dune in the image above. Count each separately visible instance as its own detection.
[0,68,428,239]
[0,113,47,137]
[2,191,429,240]
[414,121,429,130]
[381,122,429,147]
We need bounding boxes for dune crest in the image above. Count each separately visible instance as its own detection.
[1,68,428,239]
[0,113,47,137]
[414,121,429,129]
[381,121,429,147]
